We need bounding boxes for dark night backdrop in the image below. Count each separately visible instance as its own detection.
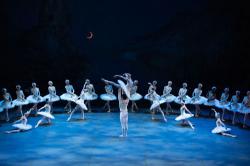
[1,0,250,99]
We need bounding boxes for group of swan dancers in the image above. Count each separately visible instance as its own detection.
[1,73,249,137]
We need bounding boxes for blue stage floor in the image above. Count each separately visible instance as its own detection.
[0,110,249,166]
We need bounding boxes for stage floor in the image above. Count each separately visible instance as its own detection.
[0,110,249,166]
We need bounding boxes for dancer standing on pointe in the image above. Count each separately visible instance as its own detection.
[215,88,230,121]
[67,96,87,121]
[175,101,194,129]
[161,81,176,114]
[43,81,60,112]
[118,88,129,137]
[0,88,14,122]
[130,80,142,112]
[13,85,29,117]
[190,83,206,117]
[100,80,116,112]
[60,79,78,113]
[27,82,44,115]
[175,83,191,104]
[35,99,55,128]
[81,79,98,112]
[150,90,167,122]
[211,109,236,137]
[240,91,250,128]
[5,110,32,134]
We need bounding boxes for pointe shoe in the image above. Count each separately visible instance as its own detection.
[164,118,167,122]
[67,117,71,122]
[119,134,124,137]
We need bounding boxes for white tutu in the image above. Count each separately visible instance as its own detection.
[161,94,176,103]
[175,96,191,104]
[0,101,15,111]
[13,123,32,130]
[100,94,117,101]
[212,126,231,134]
[60,93,78,102]
[13,99,29,106]
[203,99,219,106]
[43,94,60,102]
[117,80,130,99]
[37,112,55,119]
[81,92,98,100]
[227,103,240,112]
[215,101,230,109]
[190,96,206,105]
[238,104,250,114]
[144,93,160,101]
[74,99,88,110]
[27,95,44,104]
[150,98,167,110]
[130,93,143,101]
[175,113,194,121]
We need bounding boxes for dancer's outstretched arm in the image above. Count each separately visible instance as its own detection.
[114,75,127,81]
[38,105,47,112]
[184,105,192,114]
[101,78,120,88]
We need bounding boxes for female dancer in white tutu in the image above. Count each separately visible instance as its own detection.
[144,81,159,101]
[175,101,194,129]
[27,82,43,115]
[175,83,191,104]
[130,80,142,112]
[60,79,78,113]
[5,110,32,134]
[240,91,250,128]
[211,109,236,137]
[35,99,55,128]
[114,73,134,93]
[81,79,98,112]
[161,81,176,113]
[150,90,167,122]
[118,88,129,137]
[228,91,241,125]
[67,97,87,121]
[100,81,116,112]
[190,83,206,117]
[13,85,29,117]
[204,86,218,106]
[215,88,230,121]
[43,81,60,111]
[0,88,14,122]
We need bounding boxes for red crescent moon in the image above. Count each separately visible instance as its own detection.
[86,32,93,39]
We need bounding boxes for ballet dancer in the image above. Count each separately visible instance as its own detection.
[35,99,55,128]
[5,110,32,134]
[0,88,14,122]
[27,82,44,115]
[67,97,87,121]
[118,88,129,137]
[204,86,218,106]
[81,79,98,112]
[114,73,134,93]
[161,81,176,114]
[144,81,160,101]
[240,91,250,128]
[190,83,206,117]
[100,81,116,112]
[211,109,236,137]
[60,79,78,113]
[175,82,191,104]
[43,81,60,111]
[215,88,230,121]
[175,101,194,129]
[130,80,142,112]
[228,91,241,125]
[13,85,29,117]
[150,90,167,122]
